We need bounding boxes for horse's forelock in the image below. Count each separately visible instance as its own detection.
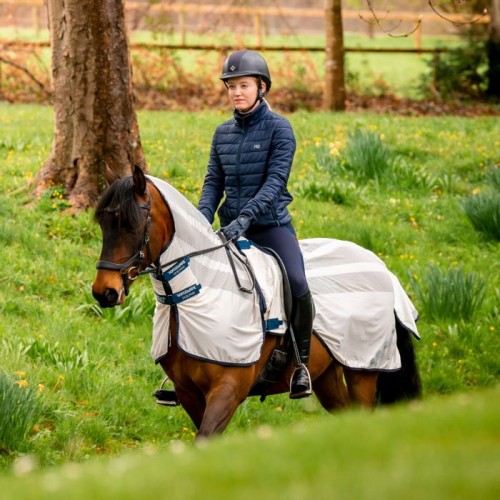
[95,176,142,228]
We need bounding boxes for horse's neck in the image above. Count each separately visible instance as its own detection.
[148,176,221,263]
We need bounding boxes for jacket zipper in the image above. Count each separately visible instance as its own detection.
[235,126,246,214]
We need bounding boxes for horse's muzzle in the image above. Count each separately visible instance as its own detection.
[92,287,123,308]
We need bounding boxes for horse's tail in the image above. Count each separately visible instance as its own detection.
[376,319,422,404]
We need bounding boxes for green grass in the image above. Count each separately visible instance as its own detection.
[1,386,499,499]
[0,103,499,472]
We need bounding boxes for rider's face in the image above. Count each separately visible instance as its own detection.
[226,76,265,113]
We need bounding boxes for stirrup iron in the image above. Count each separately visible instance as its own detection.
[153,376,180,407]
[289,363,312,399]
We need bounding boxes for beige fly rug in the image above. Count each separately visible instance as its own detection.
[148,176,419,371]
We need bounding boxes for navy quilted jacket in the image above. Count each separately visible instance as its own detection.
[198,102,296,227]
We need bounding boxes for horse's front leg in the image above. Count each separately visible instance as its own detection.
[159,357,206,431]
[175,384,206,431]
[196,369,253,439]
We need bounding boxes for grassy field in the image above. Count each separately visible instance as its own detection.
[0,386,499,499]
[0,102,499,484]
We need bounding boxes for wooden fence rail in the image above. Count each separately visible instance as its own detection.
[0,39,450,55]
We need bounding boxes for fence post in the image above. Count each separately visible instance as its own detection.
[415,19,422,54]
[367,21,374,39]
[32,6,40,35]
[179,11,186,46]
[254,13,262,47]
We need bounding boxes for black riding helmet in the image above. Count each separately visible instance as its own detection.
[220,50,272,93]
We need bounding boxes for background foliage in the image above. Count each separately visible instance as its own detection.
[0,27,498,113]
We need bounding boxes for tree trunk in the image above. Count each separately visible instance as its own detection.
[487,0,500,98]
[37,0,146,210]
[324,0,346,111]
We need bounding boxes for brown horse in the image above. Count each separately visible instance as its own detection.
[92,166,421,439]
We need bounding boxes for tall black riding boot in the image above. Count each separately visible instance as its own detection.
[290,289,314,399]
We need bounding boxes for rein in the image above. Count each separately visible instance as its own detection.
[96,186,255,295]
[138,235,230,277]
[139,231,256,295]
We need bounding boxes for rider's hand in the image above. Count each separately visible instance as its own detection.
[222,215,251,241]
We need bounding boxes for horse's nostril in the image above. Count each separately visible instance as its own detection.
[103,288,119,306]
[92,287,119,308]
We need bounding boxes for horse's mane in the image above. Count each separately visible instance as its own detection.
[94,176,144,230]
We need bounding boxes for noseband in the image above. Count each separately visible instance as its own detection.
[96,191,153,296]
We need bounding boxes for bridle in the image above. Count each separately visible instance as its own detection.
[95,185,256,297]
[95,191,153,296]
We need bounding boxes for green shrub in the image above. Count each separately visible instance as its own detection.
[486,168,500,191]
[0,371,45,454]
[462,192,500,240]
[342,128,396,182]
[410,266,487,322]
[420,37,488,100]
[294,178,362,205]
[313,141,345,175]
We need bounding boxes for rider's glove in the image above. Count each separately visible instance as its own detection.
[222,215,251,241]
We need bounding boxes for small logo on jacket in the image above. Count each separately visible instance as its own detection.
[253,144,261,149]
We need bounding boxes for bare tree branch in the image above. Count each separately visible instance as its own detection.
[0,54,50,95]
[428,1,488,27]
[387,19,423,38]
[359,0,422,37]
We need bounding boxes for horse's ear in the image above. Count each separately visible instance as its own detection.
[104,164,120,185]
[132,164,147,195]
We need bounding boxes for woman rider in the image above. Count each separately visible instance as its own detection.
[197,50,314,399]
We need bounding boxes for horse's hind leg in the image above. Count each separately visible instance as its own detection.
[312,359,349,411]
[344,367,378,408]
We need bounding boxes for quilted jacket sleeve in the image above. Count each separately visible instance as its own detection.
[198,135,224,224]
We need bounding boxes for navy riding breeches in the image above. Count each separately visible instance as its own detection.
[245,223,308,297]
